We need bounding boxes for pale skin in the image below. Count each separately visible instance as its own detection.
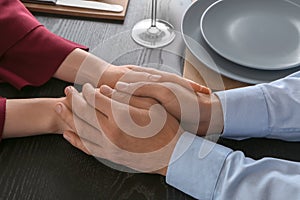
[3,48,210,139]
[3,48,118,138]
[114,81,224,136]
[56,84,182,175]
[55,78,224,175]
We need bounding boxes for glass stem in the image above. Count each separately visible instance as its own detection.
[151,0,157,27]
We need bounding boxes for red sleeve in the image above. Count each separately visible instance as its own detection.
[0,26,88,89]
[0,0,40,56]
[0,0,88,139]
[0,0,88,89]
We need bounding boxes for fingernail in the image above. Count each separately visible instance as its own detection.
[116,82,129,90]
[55,104,62,114]
[65,86,74,95]
[100,85,112,95]
[149,74,162,81]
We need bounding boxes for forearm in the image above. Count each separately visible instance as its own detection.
[2,98,64,138]
[53,48,112,87]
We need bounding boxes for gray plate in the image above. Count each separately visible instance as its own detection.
[201,0,300,70]
[181,0,300,84]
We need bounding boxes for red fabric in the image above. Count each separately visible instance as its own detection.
[0,0,40,56]
[0,0,88,136]
[0,25,87,89]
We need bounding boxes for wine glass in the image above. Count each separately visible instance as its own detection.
[131,0,176,48]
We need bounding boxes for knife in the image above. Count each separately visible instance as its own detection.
[22,0,124,12]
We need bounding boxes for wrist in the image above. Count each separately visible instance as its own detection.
[98,65,131,88]
[54,48,112,87]
[46,98,67,134]
[207,94,224,135]
[155,167,167,176]
[155,127,184,176]
[28,98,66,134]
[3,98,65,138]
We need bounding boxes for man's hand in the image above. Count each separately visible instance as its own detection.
[55,84,183,175]
[114,81,224,136]
[99,65,211,94]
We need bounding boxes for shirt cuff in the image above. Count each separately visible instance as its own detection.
[215,85,269,140]
[166,132,232,200]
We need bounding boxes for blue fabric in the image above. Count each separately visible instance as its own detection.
[166,132,231,200]
[217,71,300,141]
[166,71,300,199]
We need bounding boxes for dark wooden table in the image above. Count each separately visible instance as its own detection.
[1,0,300,199]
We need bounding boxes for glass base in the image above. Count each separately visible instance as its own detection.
[131,19,176,48]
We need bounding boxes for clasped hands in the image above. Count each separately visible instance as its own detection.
[54,65,223,175]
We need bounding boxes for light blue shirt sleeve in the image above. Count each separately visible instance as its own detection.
[167,132,300,200]
[215,71,300,141]
[166,71,300,199]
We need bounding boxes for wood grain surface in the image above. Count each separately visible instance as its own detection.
[1,0,300,199]
[23,0,130,21]
[183,49,250,91]
[0,1,194,199]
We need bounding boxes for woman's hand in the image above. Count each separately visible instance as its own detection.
[54,49,210,94]
[112,66,211,94]
[114,81,224,136]
[55,84,183,175]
